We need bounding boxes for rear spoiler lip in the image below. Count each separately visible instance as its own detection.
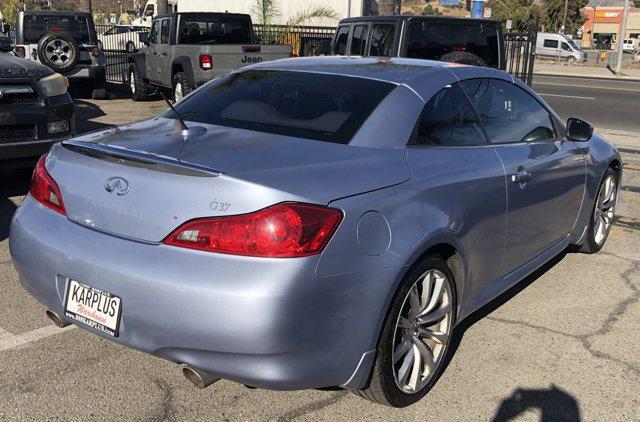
[61,139,224,177]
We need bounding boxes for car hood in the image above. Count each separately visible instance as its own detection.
[0,52,53,80]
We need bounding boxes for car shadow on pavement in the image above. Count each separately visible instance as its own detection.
[0,171,31,242]
[492,385,581,421]
[74,100,116,134]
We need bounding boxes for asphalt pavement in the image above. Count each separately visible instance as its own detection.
[532,75,640,134]
[1,84,640,421]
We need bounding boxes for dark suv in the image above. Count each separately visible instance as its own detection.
[331,15,505,69]
[0,37,74,170]
[14,11,106,98]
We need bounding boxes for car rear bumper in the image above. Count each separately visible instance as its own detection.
[9,197,395,390]
[64,65,105,81]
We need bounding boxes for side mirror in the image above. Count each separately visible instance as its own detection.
[565,118,593,142]
[0,37,12,53]
[319,39,332,56]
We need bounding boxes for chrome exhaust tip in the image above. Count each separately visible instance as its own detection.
[45,310,71,328]
[182,365,220,389]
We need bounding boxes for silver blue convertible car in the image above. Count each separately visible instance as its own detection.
[10,57,620,407]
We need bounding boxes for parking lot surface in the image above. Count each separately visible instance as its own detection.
[1,98,639,421]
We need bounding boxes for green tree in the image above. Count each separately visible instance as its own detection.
[0,0,21,25]
[543,0,588,36]
[421,4,443,16]
[488,0,544,31]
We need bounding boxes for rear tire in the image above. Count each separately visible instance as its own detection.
[172,71,192,103]
[440,51,486,67]
[352,255,456,407]
[130,63,153,101]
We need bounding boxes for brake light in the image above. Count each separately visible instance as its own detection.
[29,155,66,215]
[164,203,342,257]
[290,53,298,58]
[199,54,213,70]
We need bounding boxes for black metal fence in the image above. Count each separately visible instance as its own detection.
[96,24,150,84]
[253,24,335,57]
[504,29,537,86]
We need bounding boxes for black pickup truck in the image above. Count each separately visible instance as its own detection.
[328,15,505,70]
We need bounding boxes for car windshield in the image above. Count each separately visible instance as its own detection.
[178,15,253,44]
[23,15,91,44]
[169,70,395,144]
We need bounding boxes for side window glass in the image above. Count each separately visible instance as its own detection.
[543,39,558,48]
[160,19,170,44]
[370,24,395,57]
[149,21,159,44]
[413,84,486,147]
[460,78,556,144]
[334,26,349,55]
[350,25,369,55]
[561,42,571,51]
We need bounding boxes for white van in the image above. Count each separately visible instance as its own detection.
[623,39,639,53]
[536,32,586,62]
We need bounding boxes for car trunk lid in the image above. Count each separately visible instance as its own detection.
[46,117,409,243]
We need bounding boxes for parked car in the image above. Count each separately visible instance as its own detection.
[536,32,586,62]
[13,11,107,99]
[327,15,505,69]
[97,25,149,53]
[0,36,74,170]
[128,12,293,102]
[11,57,620,408]
[622,38,639,53]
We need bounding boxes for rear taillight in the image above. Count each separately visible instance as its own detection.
[163,203,342,258]
[29,155,66,215]
[199,54,213,70]
[290,53,298,58]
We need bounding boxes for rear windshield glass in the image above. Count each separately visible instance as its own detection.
[406,22,499,67]
[23,15,91,44]
[169,70,395,144]
[178,15,252,44]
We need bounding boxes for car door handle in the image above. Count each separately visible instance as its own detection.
[511,170,532,183]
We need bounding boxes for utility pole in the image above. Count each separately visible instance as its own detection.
[561,0,569,34]
[614,0,630,74]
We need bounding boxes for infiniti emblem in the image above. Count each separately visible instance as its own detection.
[105,176,130,196]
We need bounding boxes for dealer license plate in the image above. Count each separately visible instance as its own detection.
[64,279,122,337]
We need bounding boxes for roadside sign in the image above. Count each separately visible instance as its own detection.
[483,7,492,18]
[440,0,460,5]
[506,19,513,30]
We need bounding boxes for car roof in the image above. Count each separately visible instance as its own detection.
[338,14,500,26]
[249,56,508,85]
[21,11,92,17]
[248,56,514,103]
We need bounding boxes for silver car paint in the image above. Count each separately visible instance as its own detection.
[10,57,621,390]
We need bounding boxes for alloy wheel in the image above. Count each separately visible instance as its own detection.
[392,269,453,394]
[45,39,73,66]
[174,81,183,102]
[130,70,136,94]
[594,174,617,246]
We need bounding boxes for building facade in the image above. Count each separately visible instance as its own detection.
[582,6,640,50]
